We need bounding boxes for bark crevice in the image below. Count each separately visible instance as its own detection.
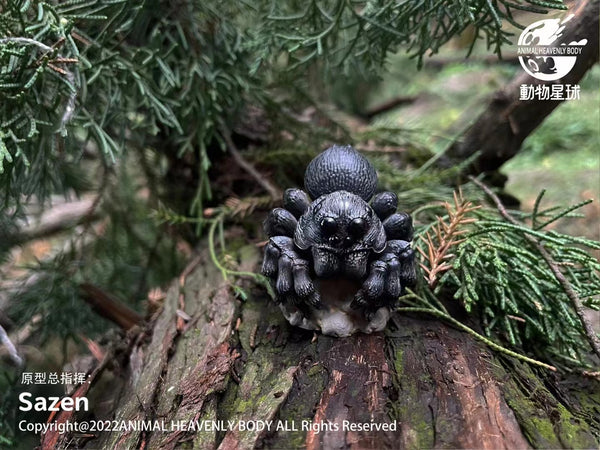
[53,243,600,449]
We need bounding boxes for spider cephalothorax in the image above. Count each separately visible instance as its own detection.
[262,145,416,336]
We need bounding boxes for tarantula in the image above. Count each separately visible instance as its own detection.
[262,145,416,336]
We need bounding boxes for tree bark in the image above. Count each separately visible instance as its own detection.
[439,0,599,177]
[46,242,600,449]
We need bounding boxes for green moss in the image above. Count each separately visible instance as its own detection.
[393,348,404,377]
[193,399,219,449]
[552,402,598,448]
[267,361,326,449]
[216,372,241,427]
[496,361,598,449]
[388,347,434,450]
[563,379,600,439]
[275,427,307,449]
[217,287,315,448]
[522,416,561,448]
[511,405,596,450]
[306,363,323,378]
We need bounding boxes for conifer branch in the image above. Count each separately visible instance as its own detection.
[0,37,53,52]
[418,190,480,288]
[470,176,600,360]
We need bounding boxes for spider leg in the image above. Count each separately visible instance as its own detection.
[264,207,298,237]
[371,191,398,219]
[261,241,280,277]
[276,254,293,294]
[372,191,413,241]
[383,212,413,241]
[387,239,417,288]
[351,239,416,310]
[292,259,321,307]
[362,260,386,299]
[383,253,401,298]
[283,188,311,219]
[262,236,320,307]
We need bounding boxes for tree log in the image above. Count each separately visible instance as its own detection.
[50,243,600,449]
[439,0,599,176]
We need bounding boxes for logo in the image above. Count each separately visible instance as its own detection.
[517,14,587,81]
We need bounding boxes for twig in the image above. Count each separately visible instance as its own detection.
[0,323,24,367]
[363,96,417,119]
[469,176,600,360]
[5,197,99,247]
[207,213,276,299]
[423,53,519,69]
[80,283,144,330]
[9,314,42,347]
[60,70,76,128]
[0,37,53,52]
[80,159,110,238]
[397,306,556,371]
[0,37,78,128]
[220,128,281,200]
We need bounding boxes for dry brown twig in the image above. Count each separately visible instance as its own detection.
[224,196,274,218]
[418,190,480,288]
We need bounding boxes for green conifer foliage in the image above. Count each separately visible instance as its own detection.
[3,1,600,444]
[1,0,566,208]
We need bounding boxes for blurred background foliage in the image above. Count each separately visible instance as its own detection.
[1,0,598,445]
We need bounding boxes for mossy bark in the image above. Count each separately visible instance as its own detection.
[51,243,599,449]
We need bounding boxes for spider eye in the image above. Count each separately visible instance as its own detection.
[320,217,338,236]
[348,218,367,238]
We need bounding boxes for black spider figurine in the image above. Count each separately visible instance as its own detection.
[262,145,416,336]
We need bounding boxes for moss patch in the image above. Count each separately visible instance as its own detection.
[496,360,598,448]
[387,336,434,450]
